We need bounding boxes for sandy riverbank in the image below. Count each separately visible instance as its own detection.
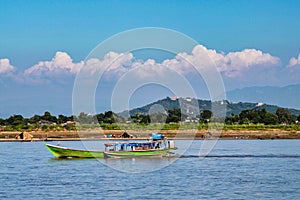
[1,129,300,141]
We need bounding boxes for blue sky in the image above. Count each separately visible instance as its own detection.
[1,0,300,117]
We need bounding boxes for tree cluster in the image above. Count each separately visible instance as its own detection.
[0,112,73,127]
[225,108,299,125]
[127,108,213,124]
[0,108,299,129]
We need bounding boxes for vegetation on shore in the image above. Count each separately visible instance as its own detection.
[0,107,299,133]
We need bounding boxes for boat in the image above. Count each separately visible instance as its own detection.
[103,133,177,158]
[44,143,104,158]
[44,133,176,159]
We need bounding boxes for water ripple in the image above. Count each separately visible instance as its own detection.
[180,154,300,158]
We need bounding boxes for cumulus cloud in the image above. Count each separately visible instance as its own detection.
[78,52,134,80]
[22,51,134,80]
[103,51,133,71]
[0,58,16,74]
[24,51,84,76]
[163,45,280,77]
[288,54,300,67]
[7,45,281,84]
[220,48,280,77]
[129,59,172,79]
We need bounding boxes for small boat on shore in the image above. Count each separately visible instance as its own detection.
[45,133,176,159]
[44,143,105,158]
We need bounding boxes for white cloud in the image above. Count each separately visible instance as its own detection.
[129,59,171,79]
[221,49,280,77]
[24,51,84,76]
[162,45,280,77]
[0,58,16,74]
[79,52,134,80]
[5,45,282,85]
[23,51,134,80]
[103,51,133,71]
[288,54,300,67]
[82,45,280,80]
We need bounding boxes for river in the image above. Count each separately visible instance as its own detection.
[0,140,300,199]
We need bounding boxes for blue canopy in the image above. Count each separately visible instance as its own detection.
[151,133,164,140]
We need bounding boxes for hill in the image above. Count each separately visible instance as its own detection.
[123,97,300,117]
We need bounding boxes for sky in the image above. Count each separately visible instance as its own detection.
[1,0,300,117]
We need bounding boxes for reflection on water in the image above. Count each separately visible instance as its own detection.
[103,157,177,173]
[49,157,97,162]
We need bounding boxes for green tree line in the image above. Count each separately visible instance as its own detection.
[226,108,300,125]
[0,108,299,131]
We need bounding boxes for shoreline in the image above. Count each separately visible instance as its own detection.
[1,129,300,142]
[1,137,300,142]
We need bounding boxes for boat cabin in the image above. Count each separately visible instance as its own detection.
[103,133,175,153]
[104,141,163,152]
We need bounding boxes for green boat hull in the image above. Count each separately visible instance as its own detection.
[45,143,104,158]
[104,149,174,158]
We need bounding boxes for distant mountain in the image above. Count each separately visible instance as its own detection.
[122,97,300,117]
[227,84,300,110]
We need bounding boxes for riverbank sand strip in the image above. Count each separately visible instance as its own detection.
[1,129,300,141]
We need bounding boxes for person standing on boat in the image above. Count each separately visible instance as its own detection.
[155,143,160,149]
